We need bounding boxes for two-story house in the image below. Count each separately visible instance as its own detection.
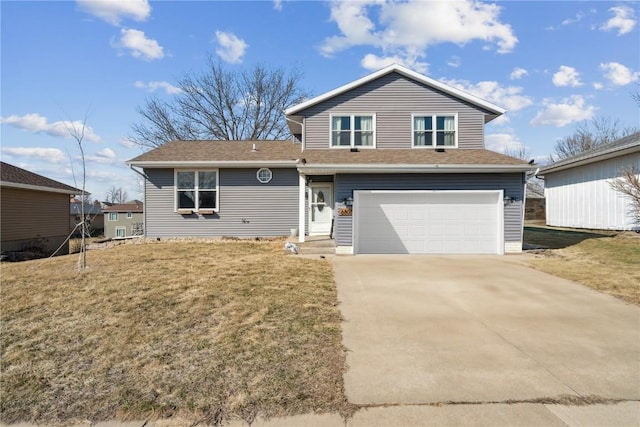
[127,64,534,254]
[103,201,144,238]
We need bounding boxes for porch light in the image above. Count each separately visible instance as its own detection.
[503,195,515,205]
[344,197,353,207]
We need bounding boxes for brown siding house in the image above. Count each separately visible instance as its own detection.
[1,162,82,256]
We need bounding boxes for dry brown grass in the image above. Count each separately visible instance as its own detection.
[529,232,640,305]
[1,239,352,425]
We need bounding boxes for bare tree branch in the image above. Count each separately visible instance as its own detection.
[128,59,310,149]
[105,186,129,204]
[609,166,640,226]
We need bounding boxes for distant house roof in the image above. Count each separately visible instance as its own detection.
[538,132,640,175]
[0,161,83,195]
[70,202,102,215]
[127,140,533,173]
[103,202,143,213]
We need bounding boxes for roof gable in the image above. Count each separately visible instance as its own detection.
[1,161,83,194]
[285,64,506,118]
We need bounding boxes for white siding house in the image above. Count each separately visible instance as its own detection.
[539,133,640,231]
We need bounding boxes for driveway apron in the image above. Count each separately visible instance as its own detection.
[332,255,640,405]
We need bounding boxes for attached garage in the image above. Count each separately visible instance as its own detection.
[353,190,504,255]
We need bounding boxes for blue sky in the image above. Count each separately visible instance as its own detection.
[1,0,638,200]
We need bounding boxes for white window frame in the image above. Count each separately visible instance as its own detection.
[411,113,458,149]
[174,169,220,213]
[108,212,118,221]
[329,114,376,148]
[126,212,133,219]
[256,168,272,184]
[115,226,126,238]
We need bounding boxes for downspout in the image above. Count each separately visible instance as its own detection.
[128,164,148,237]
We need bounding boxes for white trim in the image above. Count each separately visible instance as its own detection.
[127,160,298,168]
[298,174,306,243]
[335,246,354,255]
[309,183,334,236]
[115,226,126,238]
[174,169,219,213]
[505,241,523,253]
[256,168,273,184]
[329,113,377,149]
[411,113,459,149]
[285,64,506,116]
[0,181,83,195]
[298,164,535,174]
[538,144,640,175]
[353,190,504,255]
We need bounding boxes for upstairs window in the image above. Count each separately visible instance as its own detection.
[176,170,218,211]
[413,114,457,148]
[331,115,375,148]
[108,212,118,221]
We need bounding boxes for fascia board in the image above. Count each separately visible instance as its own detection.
[127,160,300,168]
[0,181,85,195]
[298,164,534,174]
[538,145,640,175]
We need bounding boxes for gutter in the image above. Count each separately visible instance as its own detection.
[538,145,640,176]
[126,160,300,168]
[297,163,536,174]
[0,181,85,195]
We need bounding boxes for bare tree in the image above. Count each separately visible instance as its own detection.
[128,60,310,149]
[65,116,89,270]
[609,166,640,227]
[105,186,129,204]
[632,82,640,107]
[552,117,638,161]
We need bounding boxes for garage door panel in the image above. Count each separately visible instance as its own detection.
[355,191,501,254]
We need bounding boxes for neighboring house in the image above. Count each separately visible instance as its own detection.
[127,64,534,254]
[1,161,82,255]
[538,132,640,231]
[103,201,144,238]
[70,199,104,236]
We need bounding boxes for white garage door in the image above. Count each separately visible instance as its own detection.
[354,190,503,254]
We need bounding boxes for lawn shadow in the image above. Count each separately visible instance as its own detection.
[523,225,614,249]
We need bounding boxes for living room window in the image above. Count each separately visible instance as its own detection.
[175,170,218,211]
[331,114,375,148]
[413,114,457,148]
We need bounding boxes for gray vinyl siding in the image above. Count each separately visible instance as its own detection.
[334,173,524,246]
[300,72,488,150]
[144,168,298,237]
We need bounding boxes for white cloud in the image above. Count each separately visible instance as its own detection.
[485,133,526,154]
[552,65,582,87]
[214,31,248,64]
[447,56,461,68]
[561,11,586,26]
[600,6,636,35]
[361,53,429,74]
[97,148,116,159]
[1,147,68,163]
[510,67,528,80]
[440,78,533,112]
[0,113,101,142]
[320,0,517,70]
[118,137,137,148]
[273,0,282,11]
[530,95,597,127]
[600,62,640,86]
[134,80,182,94]
[77,0,151,25]
[593,82,604,90]
[115,28,164,61]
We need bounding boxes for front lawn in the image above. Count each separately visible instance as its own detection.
[528,232,640,305]
[1,239,351,425]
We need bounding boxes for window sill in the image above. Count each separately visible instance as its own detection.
[198,209,217,215]
[177,209,194,215]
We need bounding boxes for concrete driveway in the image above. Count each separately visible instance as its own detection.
[332,255,640,406]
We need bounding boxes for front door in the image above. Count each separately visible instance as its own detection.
[309,184,333,235]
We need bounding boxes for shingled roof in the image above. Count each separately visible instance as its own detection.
[127,140,532,172]
[1,161,83,194]
[539,132,640,175]
[103,202,143,213]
